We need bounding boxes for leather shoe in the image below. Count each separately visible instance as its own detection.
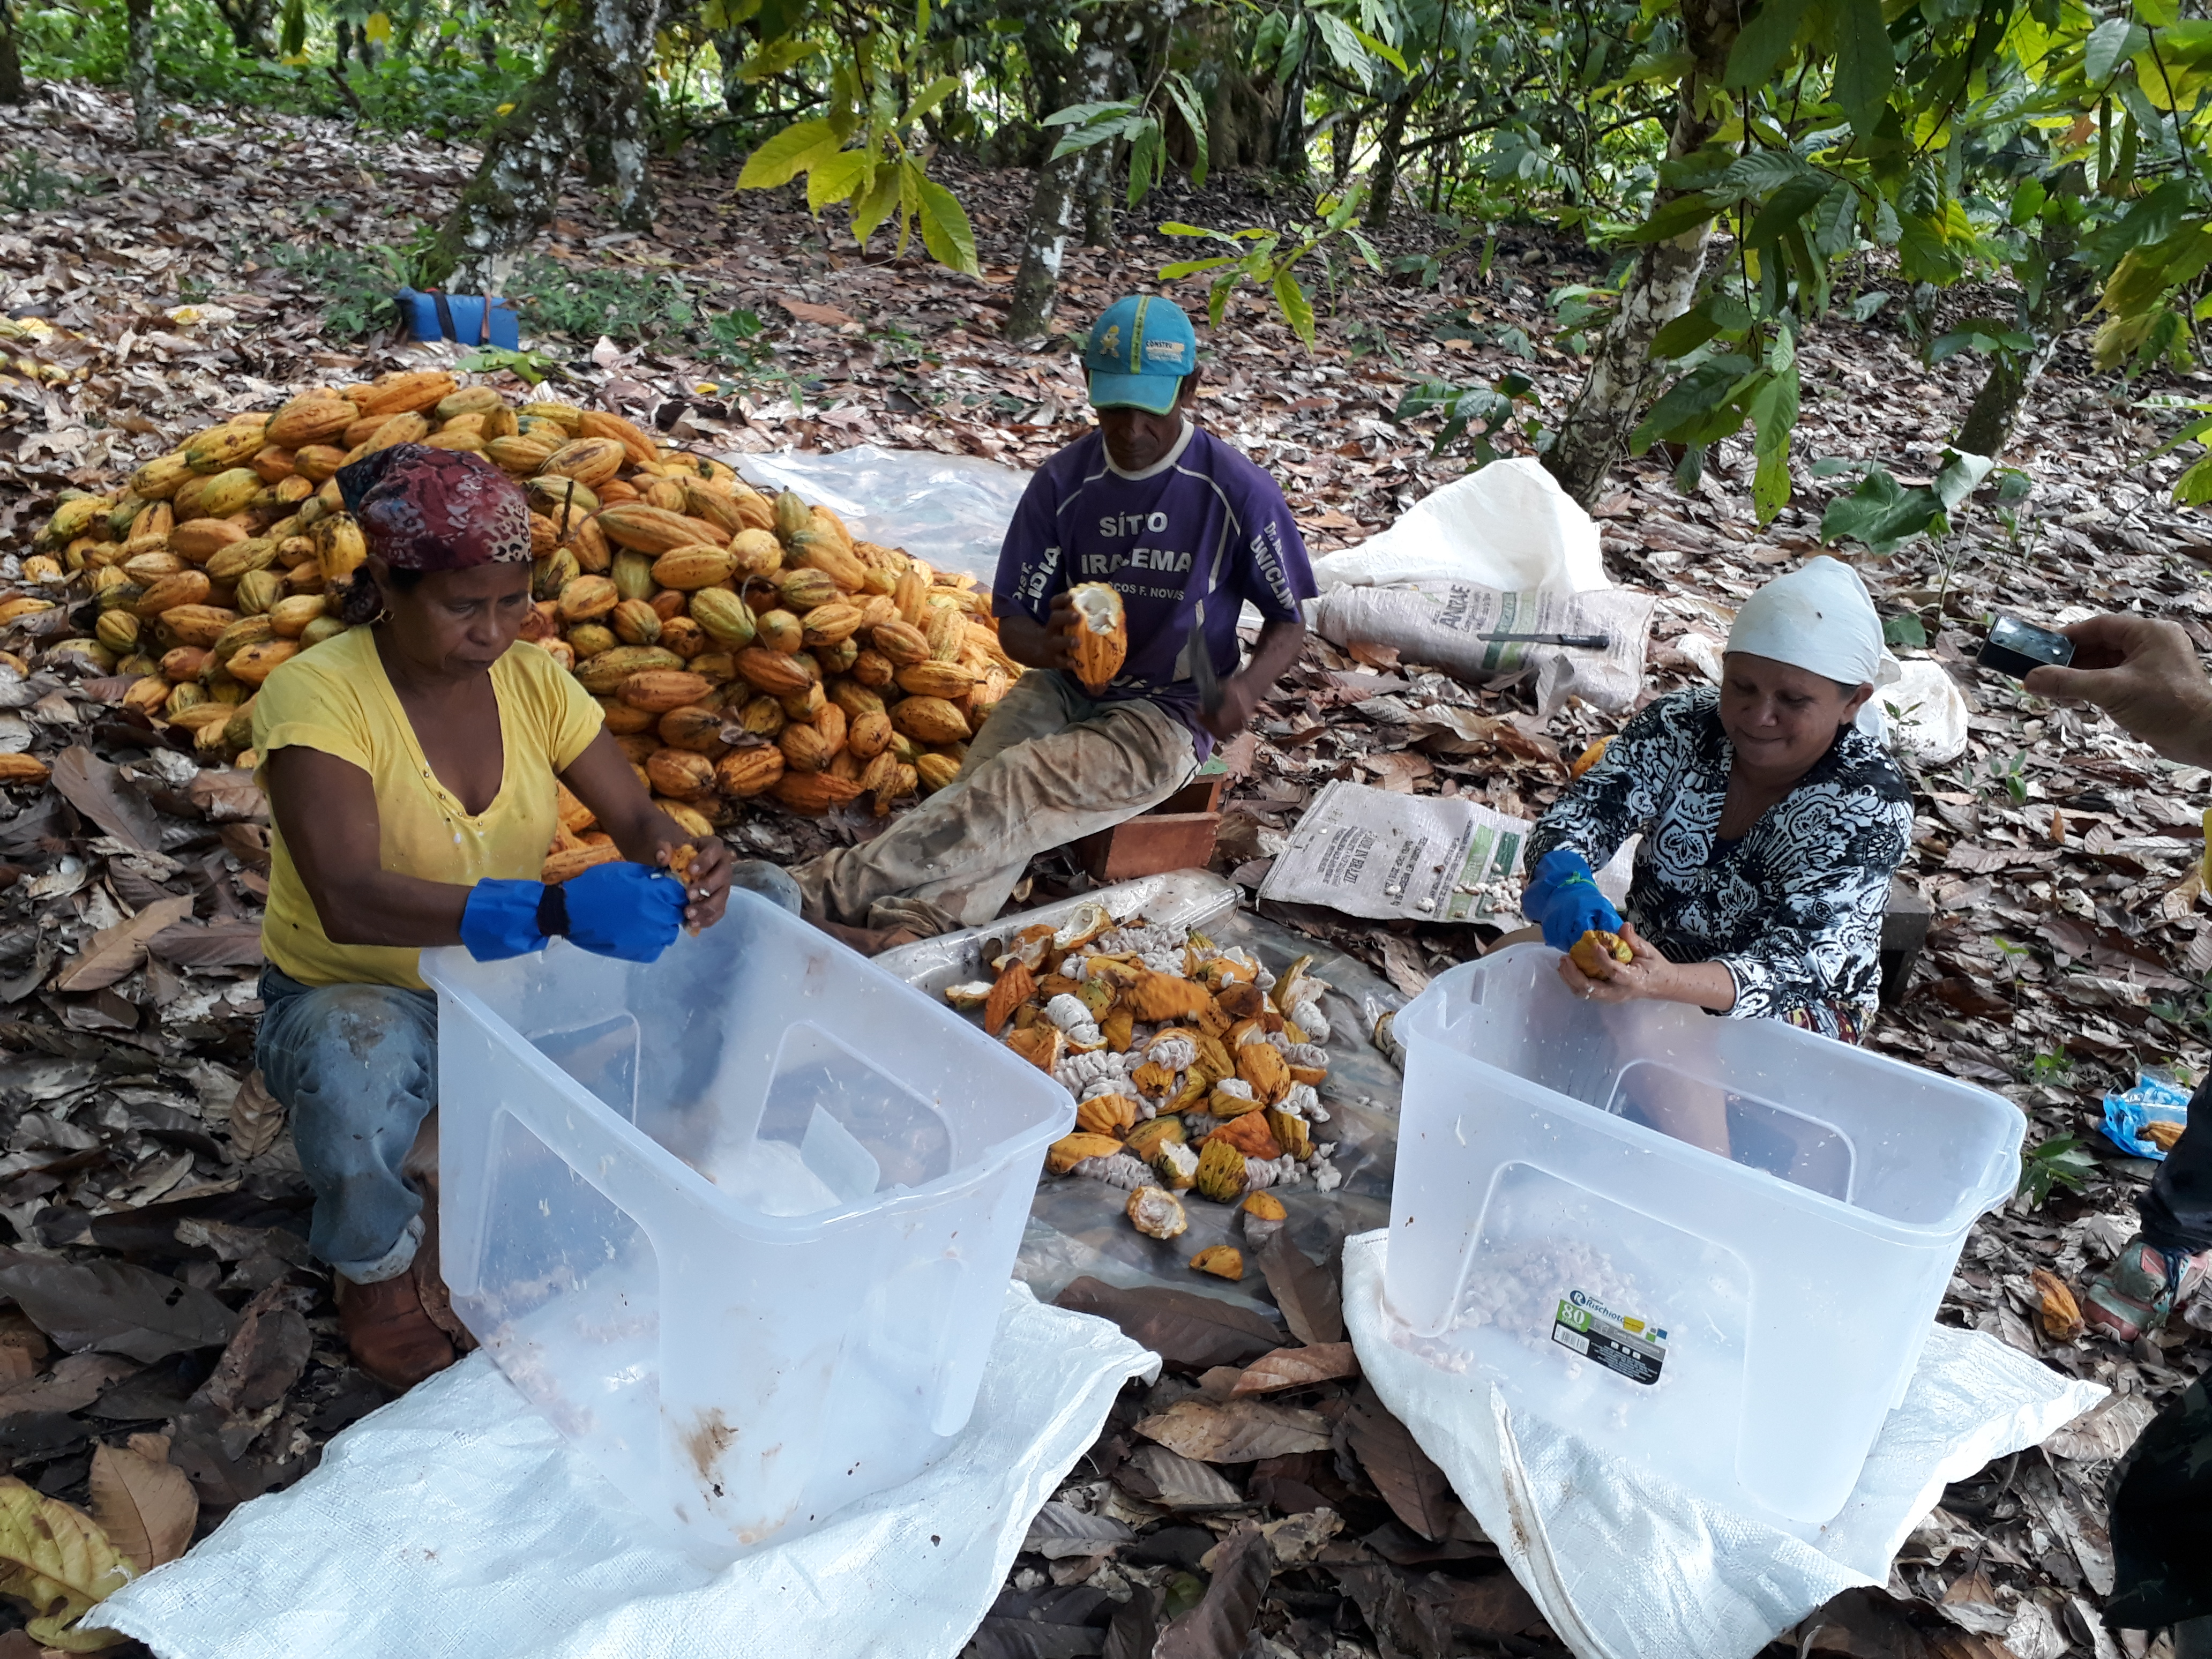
[339,1272,457,1391]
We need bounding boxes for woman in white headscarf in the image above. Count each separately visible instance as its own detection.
[1523,556,1913,1047]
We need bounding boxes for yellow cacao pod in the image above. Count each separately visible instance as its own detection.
[267,394,356,449]
[736,695,785,737]
[130,452,196,501]
[349,369,457,417]
[891,696,971,745]
[173,467,260,521]
[729,528,783,578]
[658,706,729,754]
[715,746,787,797]
[557,575,621,624]
[611,597,663,645]
[122,550,185,584]
[688,587,757,648]
[299,616,347,648]
[646,747,716,799]
[235,569,285,616]
[870,619,931,666]
[682,482,746,535]
[487,435,555,474]
[268,594,327,638]
[360,411,430,455]
[619,669,712,713]
[95,611,141,652]
[779,722,835,773]
[577,409,658,467]
[801,602,864,647]
[734,646,811,694]
[756,609,803,654]
[184,420,271,472]
[771,771,865,816]
[577,646,684,696]
[847,708,893,759]
[520,400,585,433]
[205,536,279,582]
[226,639,299,685]
[772,488,812,543]
[651,547,738,591]
[541,437,626,489]
[210,615,276,664]
[776,569,841,612]
[787,530,868,592]
[0,754,53,784]
[895,661,975,699]
[134,571,213,618]
[598,503,706,555]
[525,476,600,523]
[290,443,348,482]
[434,386,506,423]
[827,679,886,721]
[313,514,367,583]
[916,752,962,792]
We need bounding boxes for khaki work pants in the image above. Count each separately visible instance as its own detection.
[792,670,1198,932]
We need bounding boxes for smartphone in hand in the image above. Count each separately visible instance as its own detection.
[1978,615,2074,678]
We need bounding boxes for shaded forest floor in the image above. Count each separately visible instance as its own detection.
[1,78,2208,1658]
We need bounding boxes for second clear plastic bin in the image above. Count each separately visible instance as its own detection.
[421,890,1073,1560]
[1384,945,2022,1526]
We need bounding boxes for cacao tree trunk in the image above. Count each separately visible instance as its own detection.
[581,0,660,230]
[426,0,663,291]
[1004,20,1116,340]
[1270,50,1308,178]
[1331,110,1360,186]
[1955,229,2095,459]
[125,0,160,148]
[1541,0,1740,506]
[0,0,27,107]
[1362,86,1415,231]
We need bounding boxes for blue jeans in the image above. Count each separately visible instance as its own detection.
[256,966,437,1283]
[252,862,804,1280]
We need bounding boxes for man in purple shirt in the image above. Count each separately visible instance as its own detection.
[794,294,1317,940]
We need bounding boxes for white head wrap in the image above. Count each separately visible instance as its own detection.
[1724,555,1903,736]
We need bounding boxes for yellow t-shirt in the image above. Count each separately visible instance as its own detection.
[252,627,603,990]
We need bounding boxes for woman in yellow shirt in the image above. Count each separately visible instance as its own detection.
[252,444,789,1389]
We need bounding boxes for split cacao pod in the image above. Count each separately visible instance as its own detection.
[1068,583,1127,692]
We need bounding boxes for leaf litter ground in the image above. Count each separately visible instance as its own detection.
[0,78,2207,1659]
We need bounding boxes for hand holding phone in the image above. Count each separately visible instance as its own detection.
[1978,615,2075,678]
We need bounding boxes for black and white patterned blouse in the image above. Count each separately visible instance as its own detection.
[1526,686,1914,1039]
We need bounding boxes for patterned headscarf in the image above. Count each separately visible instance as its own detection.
[334,444,533,571]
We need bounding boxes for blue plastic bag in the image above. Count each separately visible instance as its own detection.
[2101,1072,2192,1160]
[394,288,520,350]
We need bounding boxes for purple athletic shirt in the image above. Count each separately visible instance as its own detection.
[992,421,1316,760]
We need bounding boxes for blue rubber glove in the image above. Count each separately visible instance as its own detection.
[1523,849,1623,951]
[559,861,686,963]
[460,879,551,962]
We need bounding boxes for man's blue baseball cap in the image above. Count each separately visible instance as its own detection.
[1085,295,1198,415]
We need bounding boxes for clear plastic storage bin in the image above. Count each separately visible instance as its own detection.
[1384,945,2022,1525]
[421,890,1072,1559]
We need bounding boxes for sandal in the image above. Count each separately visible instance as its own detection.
[2083,1236,2211,1342]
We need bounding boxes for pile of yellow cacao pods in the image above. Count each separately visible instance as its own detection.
[5,369,1020,875]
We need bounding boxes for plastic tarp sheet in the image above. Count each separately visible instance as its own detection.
[730,445,1032,584]
[878,873,1404,1316]
[1342,1230,2106,1659]
[1307,458,1610,596]
[89,1283,1156,1659]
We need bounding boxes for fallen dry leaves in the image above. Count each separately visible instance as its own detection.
[0,71,2204,1659]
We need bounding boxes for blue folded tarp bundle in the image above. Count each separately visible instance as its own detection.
[394,287,520,350]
